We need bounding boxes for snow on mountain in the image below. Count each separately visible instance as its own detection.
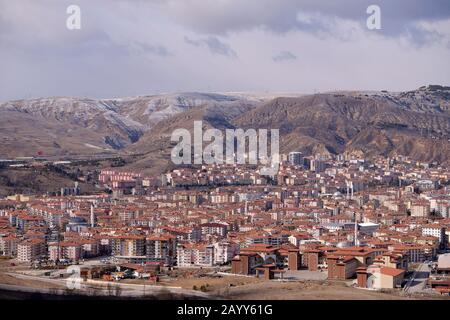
[0,92,262,156]
[104,92,257,128]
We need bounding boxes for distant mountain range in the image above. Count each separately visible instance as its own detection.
[0,93,261,157]
[1,86,450,174]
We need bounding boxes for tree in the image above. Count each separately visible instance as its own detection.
[114,284,122,297]
[107,283,114,296]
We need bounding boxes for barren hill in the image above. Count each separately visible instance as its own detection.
[1,86,450,175]
[234,89,450,162]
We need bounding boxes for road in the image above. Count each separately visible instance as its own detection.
[404,262,430,293]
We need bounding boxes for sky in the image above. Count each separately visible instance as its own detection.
[0,0,450,102]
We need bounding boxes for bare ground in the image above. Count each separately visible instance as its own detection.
[1,259,448,300]
[217,280,449,300]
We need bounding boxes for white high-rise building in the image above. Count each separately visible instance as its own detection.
[288,152,303,166]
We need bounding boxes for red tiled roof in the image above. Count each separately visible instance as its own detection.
[380,267,405,277]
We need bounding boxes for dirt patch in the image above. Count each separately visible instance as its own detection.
[0,273,65,290]
[160,275,261,291]
[218,280,448,300]
[120,273,261,292]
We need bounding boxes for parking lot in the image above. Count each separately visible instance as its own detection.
[284,270,328,281]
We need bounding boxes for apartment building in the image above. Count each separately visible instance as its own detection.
[176,243,215,267]
[28,205,63,226]
[48,242,83,262]
[422,225,447,248]
[213,241,240,265]
[389,244,431,263]
[16,215,46,231]
[200,222,228,239]
[110,235,146,257]
[146,234,177,265]
[0,235,18,257]
[17,239,46,262]
[288,152,303,166]
[430,198,450,218]
[410,201,430,217]
[81,239,100,258]
[163,227,202,242]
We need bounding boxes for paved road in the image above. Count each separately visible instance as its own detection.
[404,263,430,293]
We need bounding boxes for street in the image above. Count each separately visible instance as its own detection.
[403,262,430,293]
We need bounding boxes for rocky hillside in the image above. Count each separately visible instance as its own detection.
[1,86,450,174]
[234,88,450,162]
[0,93,261,158]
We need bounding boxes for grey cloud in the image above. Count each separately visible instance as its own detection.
[163,0,450,43]
[0,0,449,102]
[403,25,445,47]
[185,36,237,58]
[273,51,297,62]
[131,41,171,57]
[0,0,170,58]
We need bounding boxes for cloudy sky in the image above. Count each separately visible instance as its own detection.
[1,0,450,101]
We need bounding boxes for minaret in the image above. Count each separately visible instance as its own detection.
[350,181,354,200]
[346,180,353,200]
[346,181,349,199]
[354,212,358,246]
[55,224,60,263]
[90,204,96,228]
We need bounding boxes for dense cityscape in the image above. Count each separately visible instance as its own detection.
[1,152,449,299]
[1,0,450,312]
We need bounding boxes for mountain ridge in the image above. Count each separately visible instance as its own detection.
[1,86,450,174]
